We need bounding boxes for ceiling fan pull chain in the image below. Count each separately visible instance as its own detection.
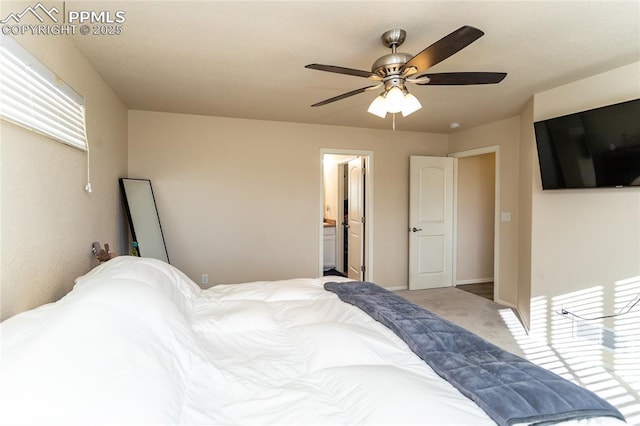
[393,113,396,131]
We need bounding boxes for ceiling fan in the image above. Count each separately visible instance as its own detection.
[306,26,506,119]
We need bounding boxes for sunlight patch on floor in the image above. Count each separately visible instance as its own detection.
[499,278,640,424]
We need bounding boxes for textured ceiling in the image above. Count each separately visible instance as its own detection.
[65,1,640,133]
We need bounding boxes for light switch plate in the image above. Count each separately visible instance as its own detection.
[501,212,511,222]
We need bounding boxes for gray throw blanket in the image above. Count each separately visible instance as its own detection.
[324,281,625,426]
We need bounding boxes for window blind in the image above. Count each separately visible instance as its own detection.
[0,34,87,151]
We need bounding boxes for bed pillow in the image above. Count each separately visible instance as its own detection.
[0,257,203,425]
[74,256,202,316]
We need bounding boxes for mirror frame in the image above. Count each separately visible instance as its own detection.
[119,178,170,263]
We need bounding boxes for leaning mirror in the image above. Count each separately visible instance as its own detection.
[119,178,170,263]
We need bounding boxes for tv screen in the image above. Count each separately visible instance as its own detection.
[534,99,640,190]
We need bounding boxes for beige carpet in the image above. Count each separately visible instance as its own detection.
[394,286,526,357]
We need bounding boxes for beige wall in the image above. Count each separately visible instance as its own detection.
[0,35,128,320]
[449,117,521,306]
[529,62,640,334]
[128,110,447,288]
[323,161,339,222]
[456,154,495,283]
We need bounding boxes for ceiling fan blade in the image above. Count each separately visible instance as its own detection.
[305,63,376,79]
[402,26,485,75]
[311,85,380,107]
[414,72,507,85]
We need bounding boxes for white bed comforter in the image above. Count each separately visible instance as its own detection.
[0,257,623,425]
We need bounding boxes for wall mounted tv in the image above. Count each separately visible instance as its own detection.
[534,98,640,190]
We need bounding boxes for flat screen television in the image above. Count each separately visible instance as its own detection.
[533,98,640,190]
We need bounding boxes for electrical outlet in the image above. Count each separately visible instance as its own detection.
[201,274,209,285]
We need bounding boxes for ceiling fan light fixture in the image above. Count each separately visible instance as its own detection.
[401,92,422,117]
[384,86,405,113]
[367,95,388,118]
[368,87,422,119]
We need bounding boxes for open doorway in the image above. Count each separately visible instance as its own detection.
[450,146,499,302]
[320,149,373,281]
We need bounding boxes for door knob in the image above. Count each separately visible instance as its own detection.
[411,227,423,232]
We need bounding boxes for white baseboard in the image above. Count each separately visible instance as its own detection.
[387,286,408,291]
[495,297,516,309]
[455,278,494,286]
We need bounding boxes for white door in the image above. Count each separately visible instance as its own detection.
[409,156,454,289]
[347,157,364,280]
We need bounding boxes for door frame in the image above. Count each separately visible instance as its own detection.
[336,162,346,273]
[320,148,374,281]
[448,146,500,302]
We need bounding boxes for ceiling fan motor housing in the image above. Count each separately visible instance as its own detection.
[372,28,413,80]
[371,52,413,79]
